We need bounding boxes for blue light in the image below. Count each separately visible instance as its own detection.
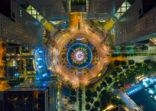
[154,95,156,100]
[43,82,48,87]
[14,73,20,78]
[38,50,43,54]
[33,47,50,80]
[127,84,143,95]
[127,77,156,96]
[66,42,93,69]
[37,58,43,61]
[36,77,40,81]
[148,88,155,94]
[142,78,154,87]
[42,73,48,77]
[38,65,43,69]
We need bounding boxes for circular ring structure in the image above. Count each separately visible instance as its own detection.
[67,43,93,69]
[74,50,85,62]
[52,31,111,88]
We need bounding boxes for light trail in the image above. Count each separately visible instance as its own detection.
[50,12,119,88]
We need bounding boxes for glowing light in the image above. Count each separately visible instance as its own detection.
[66,42,93,69]
[103,19,115,32]
[115,1,131,19]
[150,38,156,45]
[38,65,43,69]
[14,73,20,78]
[103,104,115,111]
[42,73,48,77]
[51,12,111,88]
[142,78,153,87]
[154,95,156,100]
[0,41,10,91]
[38,50,43,54]
[127,77,156,95]
[33,47,50,80]
[126,84,143,95]
[26,5,54,31]
[0,81,10,91]
[148,88,155,94]
[0,41,5,78]
[37,58,42,61]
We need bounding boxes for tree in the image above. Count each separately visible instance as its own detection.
[128,60,135,65]
[105,77,113,84]
[94,101,100,108]
[102,81,107,87]
[114,60,120,66]
[85,104,91,110]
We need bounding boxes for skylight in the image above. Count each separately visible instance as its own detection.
[26,5,54,31]
[115,0,131,19]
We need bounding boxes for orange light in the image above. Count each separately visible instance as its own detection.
[110,56,127,62]
[51,13,111,88]
[0,40,10,91]
[0,81,10,91]
[0,40,5,78]
[103,104,115,111]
